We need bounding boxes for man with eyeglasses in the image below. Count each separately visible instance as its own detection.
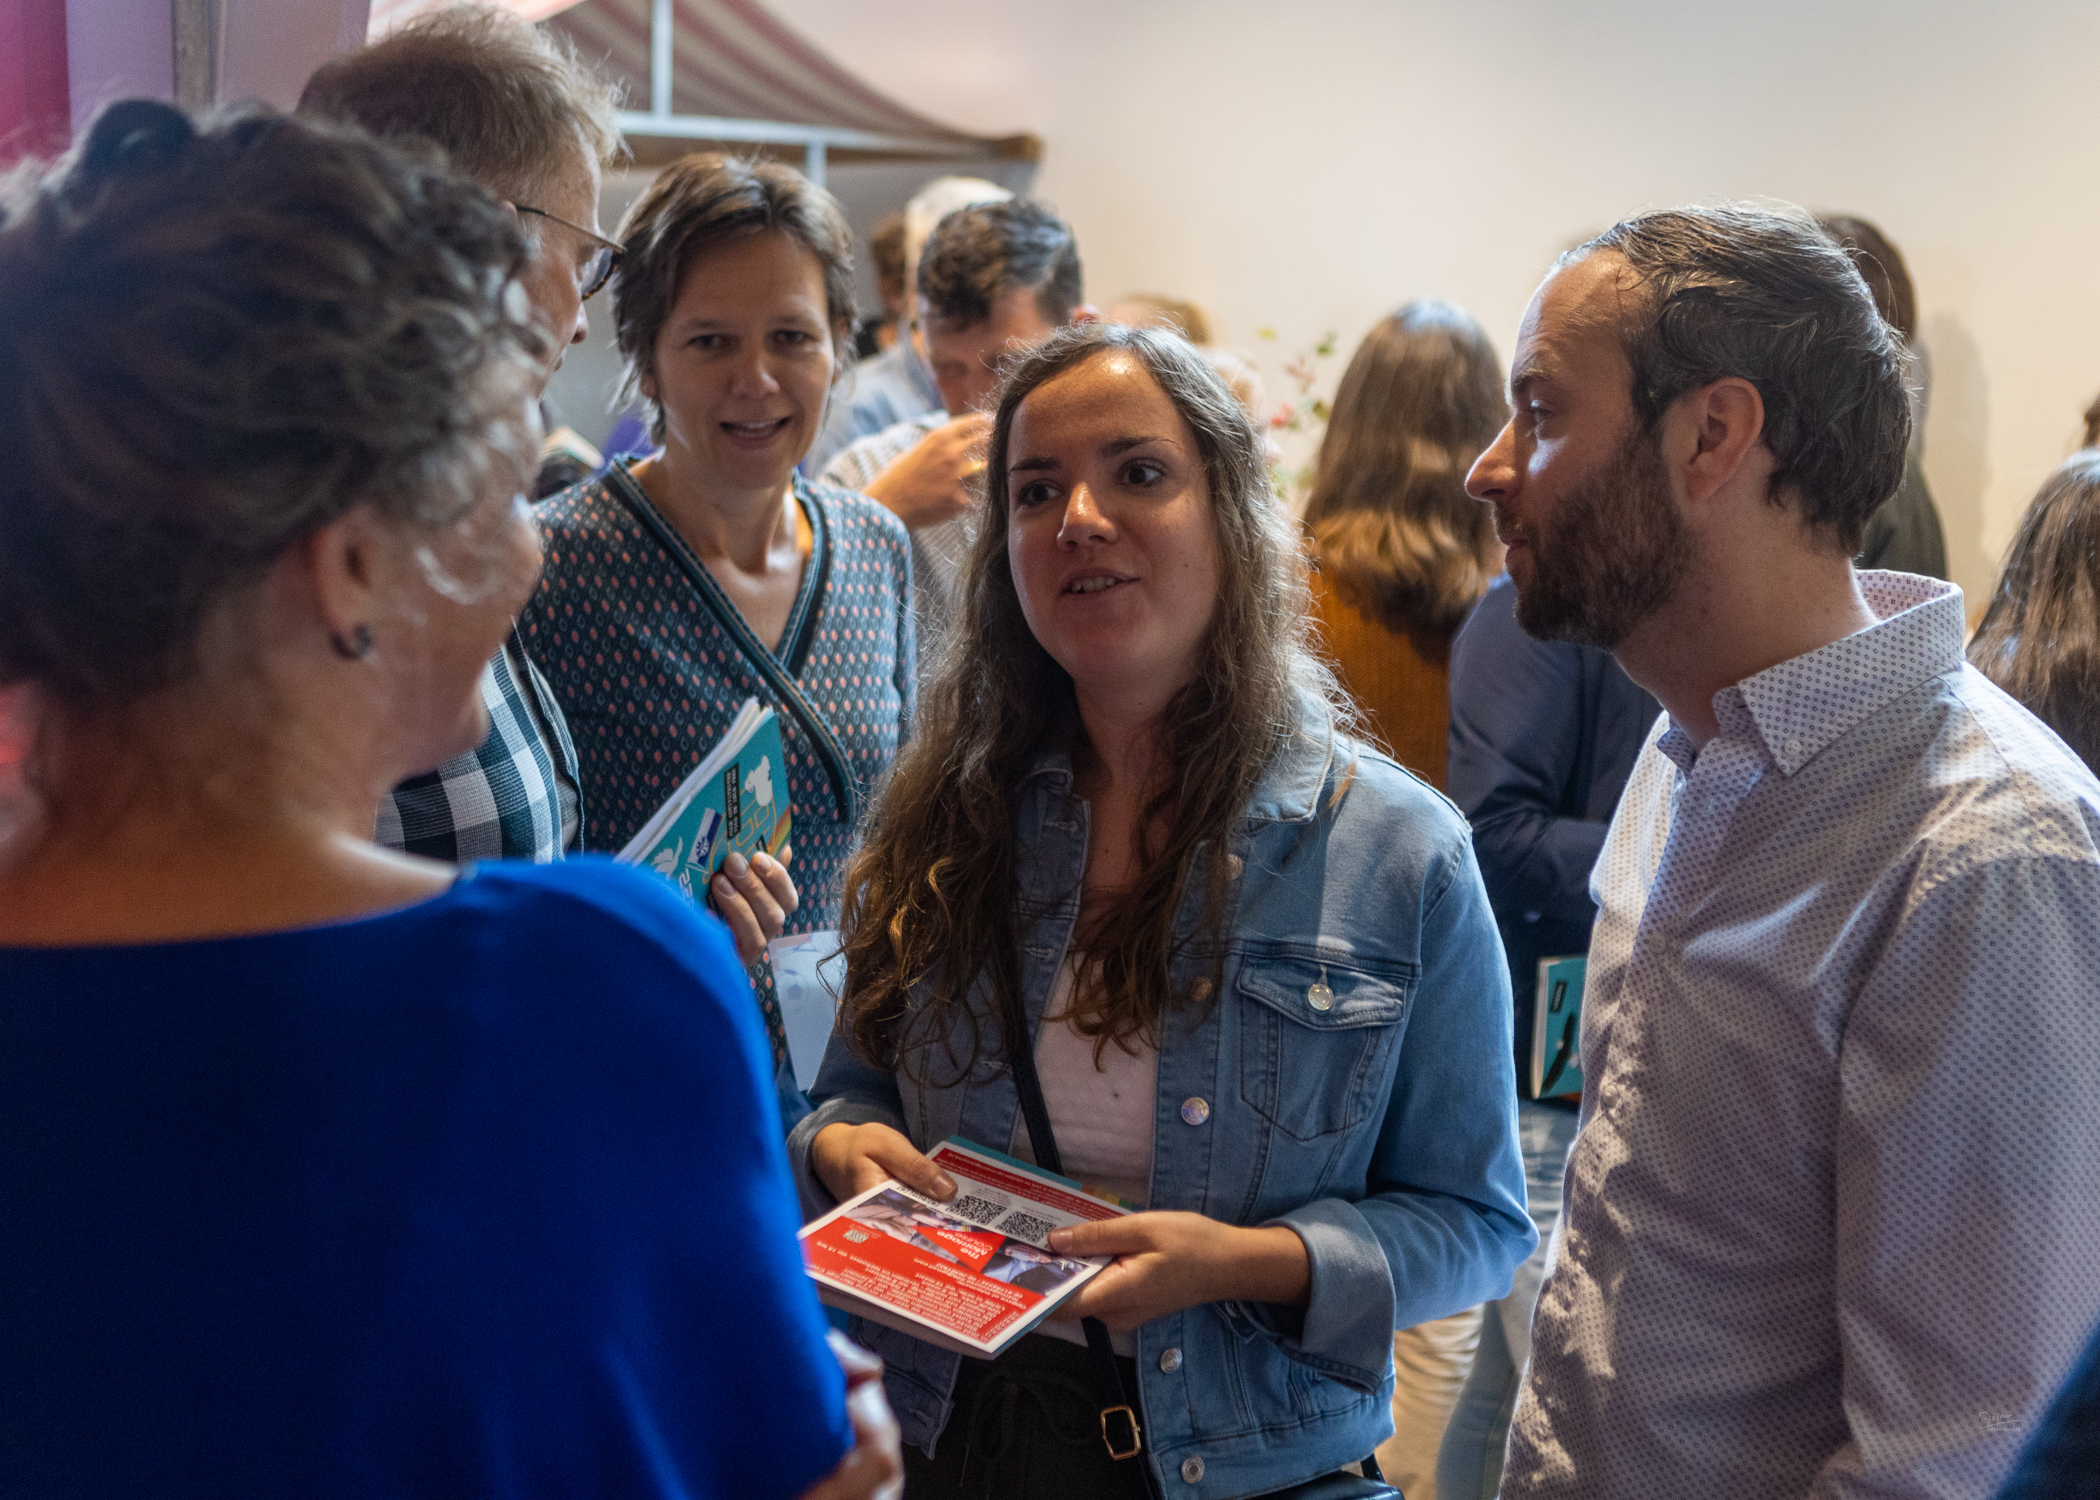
[299,3,623,865]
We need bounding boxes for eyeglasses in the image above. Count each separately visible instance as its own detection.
[515,205,624,301]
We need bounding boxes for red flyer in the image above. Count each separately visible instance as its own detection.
[799,1137,1130,1358]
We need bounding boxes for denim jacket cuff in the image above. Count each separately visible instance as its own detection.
[785,1098,909,1223]
[1237,1199,1396,1389]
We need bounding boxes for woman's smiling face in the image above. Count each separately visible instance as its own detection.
[644,231,839,494]
[1005,350,1222,713]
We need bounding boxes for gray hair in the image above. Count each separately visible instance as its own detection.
[298,3,624,201]
[0,100,549,706]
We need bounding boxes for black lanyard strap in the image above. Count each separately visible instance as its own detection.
[605,462,862,826]
[1001,977,1164,1495]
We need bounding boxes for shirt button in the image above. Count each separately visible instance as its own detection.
[1159,1346,1183,1372]
[1180,1096,1210,1126]
[1181,1456,1206,1483]
[1785,736,1803,758]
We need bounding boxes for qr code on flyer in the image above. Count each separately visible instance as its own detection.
[948,1194,1008,1226]
[995,1210,1056,1245]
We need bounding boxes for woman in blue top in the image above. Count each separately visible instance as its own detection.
[790,324,1533,1499]
[0,101,896,1500]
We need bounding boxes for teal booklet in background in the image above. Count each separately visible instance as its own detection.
[1528,954,1586,1101]
[617,697,792,904]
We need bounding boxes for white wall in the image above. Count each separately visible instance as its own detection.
[64,0,370,126]
[766,0,2100,605]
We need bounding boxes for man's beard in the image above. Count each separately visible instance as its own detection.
[1507,426,1695,650]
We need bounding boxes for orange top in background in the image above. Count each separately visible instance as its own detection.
[1306,563,1455,790]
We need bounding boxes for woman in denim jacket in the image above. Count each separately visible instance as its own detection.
[788,323,1533,1499]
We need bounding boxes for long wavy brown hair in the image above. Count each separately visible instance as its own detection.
[1969,451,2100,775]
[838,323,1342,1078]
[1303,300,1507,637]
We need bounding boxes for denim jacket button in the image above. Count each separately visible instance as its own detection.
[1180,1456,1205,1483]
[1159,1345,1183,1372]
[1189,977,1213,1003]
[1224,853,1243,878]
[1179,1096,1210,1126]
[1307,980,1334,1011]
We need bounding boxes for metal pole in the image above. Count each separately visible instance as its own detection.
[171,0,221,111]
[650,0,673,118]
[803,138,826,188]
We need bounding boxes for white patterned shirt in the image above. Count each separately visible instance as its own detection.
[820,412,973,669]
[1505,573,2100,1500]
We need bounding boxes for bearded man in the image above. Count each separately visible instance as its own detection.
[1469,204,2100,1499]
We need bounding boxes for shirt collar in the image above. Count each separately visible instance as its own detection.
[1658,571,1967,776]
[904,335,941,410]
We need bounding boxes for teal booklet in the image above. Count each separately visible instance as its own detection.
[617,697,792,903]
[1528,954,1586,1101]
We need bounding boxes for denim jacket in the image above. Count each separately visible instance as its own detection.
[787,708,1534,1498]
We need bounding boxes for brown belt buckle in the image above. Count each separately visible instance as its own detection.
[1100,1403,1142,1461]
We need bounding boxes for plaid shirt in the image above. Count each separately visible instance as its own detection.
[376,633,581,863]
[820,411,971,664]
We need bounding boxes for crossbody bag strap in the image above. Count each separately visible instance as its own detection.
[999,979,1165,1496]
[605,462,862,825]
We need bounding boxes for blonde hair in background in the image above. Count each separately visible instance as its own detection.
[1109,294,1212,346]
[1303,299,1507,638]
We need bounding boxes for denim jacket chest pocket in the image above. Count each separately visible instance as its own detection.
[1233,942,1416,1142]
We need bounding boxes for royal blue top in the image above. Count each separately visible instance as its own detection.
[0,859,849,1498]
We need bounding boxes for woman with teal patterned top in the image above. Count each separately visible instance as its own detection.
[522,155,912,1105]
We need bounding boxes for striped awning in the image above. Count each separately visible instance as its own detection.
[368,0,1026,159]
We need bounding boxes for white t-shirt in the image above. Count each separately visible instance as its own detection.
[1011,957,1158,1354]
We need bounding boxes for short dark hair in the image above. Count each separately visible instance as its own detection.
[612,152,857,442]
[1968,451,2100,775]
[1815,214,1917,343]
[0,99,546,707]
[916,199,1082,329]
[1576,203,1910,552]
[298,3,622,200]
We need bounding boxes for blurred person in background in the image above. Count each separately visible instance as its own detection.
[822,198,1095,659]
[792,323,1531,1498]
[1968,451,2100,774]
[1817,212,1948,579]
[803,174,1010,471]
[1199,345,1278,454]
[1304,300,1507,788]
[520,154,911,1118]
[1299,300,1509,1500]
[0,100,897,1500]
[1107,292,1212,345]
[855,212,905,359]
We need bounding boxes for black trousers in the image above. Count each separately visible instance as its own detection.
[905,1333,1154,1500]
